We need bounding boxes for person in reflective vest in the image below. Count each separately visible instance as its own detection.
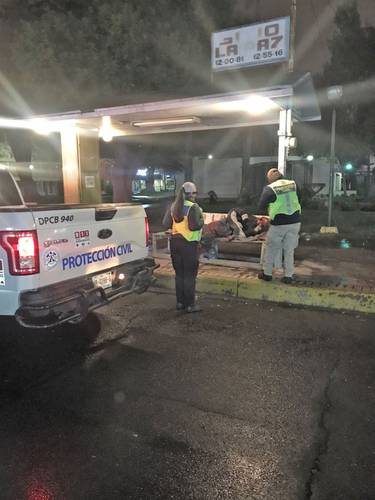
[257,168,301,284]
[163,181,204,312]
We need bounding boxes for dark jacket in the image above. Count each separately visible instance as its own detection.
[163,202,204,232]
[258,183,301,225]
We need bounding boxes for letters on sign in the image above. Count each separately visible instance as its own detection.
[211,17,290,71]
[62,243,133,271]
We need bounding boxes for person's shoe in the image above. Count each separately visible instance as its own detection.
[257,272,272,282]
[186,304,202,313]
[281,277,293,284]
[176,302,185,311]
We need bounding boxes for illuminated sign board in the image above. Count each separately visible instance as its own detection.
[211,17,290,72]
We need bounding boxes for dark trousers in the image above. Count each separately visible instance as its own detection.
[170,237,199,307]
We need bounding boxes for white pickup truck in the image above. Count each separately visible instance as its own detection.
[0,168,158,328]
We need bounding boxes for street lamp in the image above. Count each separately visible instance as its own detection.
[342,162,353,195]
[327,85,343,227]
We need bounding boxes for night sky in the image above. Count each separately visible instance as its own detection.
[234,0,375,73]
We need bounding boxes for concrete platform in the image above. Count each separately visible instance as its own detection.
[154,254,375,315]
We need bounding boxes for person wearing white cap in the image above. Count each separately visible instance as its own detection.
[257,168,302,284]
[163,182,204,313]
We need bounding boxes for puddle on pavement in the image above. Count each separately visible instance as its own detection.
[339,239,351,250]
[301,235,375,250]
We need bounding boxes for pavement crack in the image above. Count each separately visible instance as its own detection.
[143,392,256,425]
[304,353,340,500]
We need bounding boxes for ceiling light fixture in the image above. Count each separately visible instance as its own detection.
[99,116,114,142]
[132,117,200,128]
[216,95,279,115]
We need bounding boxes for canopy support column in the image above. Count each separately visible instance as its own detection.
[61,128,80,204]
[278,108,292,175]
[61,130,101,204]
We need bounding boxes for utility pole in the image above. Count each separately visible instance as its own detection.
[322,85,342,233]
[288,0,297,73]
[327,107,336,227]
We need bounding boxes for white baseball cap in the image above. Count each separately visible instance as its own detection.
[182,181,197,193]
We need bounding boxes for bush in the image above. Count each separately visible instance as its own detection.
[334,195,358,211]
[305,198,326,210]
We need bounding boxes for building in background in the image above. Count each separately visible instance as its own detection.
[0,161,63,204]
[99,159,181,202]
[191,155,352,202]
[192,157,242,199]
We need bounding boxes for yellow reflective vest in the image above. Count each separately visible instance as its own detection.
[268,179,301,220]
[172,200,202,242]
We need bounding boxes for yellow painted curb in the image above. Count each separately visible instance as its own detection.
[154,266,375,315]
[154,271,175,289]
[238,279,375,314]
[154,269,238,297]
[196,275,237,296]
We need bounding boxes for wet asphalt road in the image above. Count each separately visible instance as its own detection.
[0,292,374,500]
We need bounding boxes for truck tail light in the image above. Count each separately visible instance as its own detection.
[145,217,150,247]
[0,230,40,275]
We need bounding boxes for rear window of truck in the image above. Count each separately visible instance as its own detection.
[0,169,23,206]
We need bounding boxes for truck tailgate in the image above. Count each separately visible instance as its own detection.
[33,205,147,286]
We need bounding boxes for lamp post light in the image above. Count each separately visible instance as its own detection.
[343,162,353,195]
[327,85,343,227]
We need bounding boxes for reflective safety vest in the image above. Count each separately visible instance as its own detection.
[268,179,301,221]
[172,200,202,242]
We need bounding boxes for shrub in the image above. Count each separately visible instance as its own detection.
[334,196,358,211]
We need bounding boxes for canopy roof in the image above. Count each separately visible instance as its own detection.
[41,73,320,137]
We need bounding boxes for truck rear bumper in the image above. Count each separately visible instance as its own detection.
[16,258,159,329]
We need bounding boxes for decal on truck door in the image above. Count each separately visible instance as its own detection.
[75,230,90,247]
[62,242,133,271]
[0,259,5,285]
[43,238,69,248]
[43,248,60,270]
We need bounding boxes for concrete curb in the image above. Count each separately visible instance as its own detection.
[154,264,375,315]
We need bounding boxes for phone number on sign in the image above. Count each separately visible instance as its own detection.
[214,56,245,67]
[253,49,284,61]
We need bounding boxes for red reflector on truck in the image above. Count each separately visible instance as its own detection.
[0,230,40,275]
[145,217,150,247]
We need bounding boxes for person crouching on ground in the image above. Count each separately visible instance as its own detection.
[257,168,301,284]
[163,182,204,312]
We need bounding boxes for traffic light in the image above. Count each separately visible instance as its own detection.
[344,163,353,171]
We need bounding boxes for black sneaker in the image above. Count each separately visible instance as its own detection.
[176,302,185,311]
[257,272,272,282]
[186,304,202,313]
[281,277,293,284]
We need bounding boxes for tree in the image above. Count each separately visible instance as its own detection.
[0,0,256,115]
[0,0,86,20]
[0,0,220,114]
[0,0,216,196]
[319,1,375,162]
[0,0,256,200]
